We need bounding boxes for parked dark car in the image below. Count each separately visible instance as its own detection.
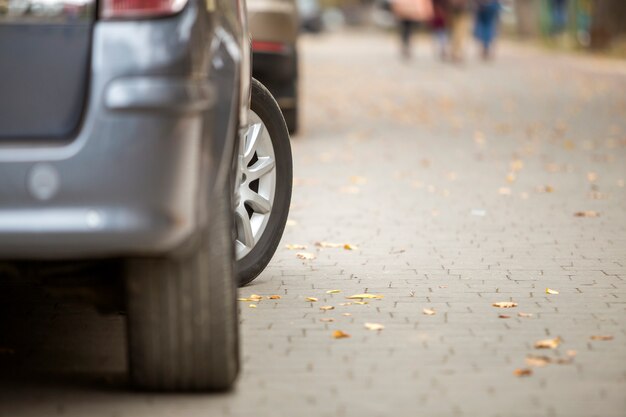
[0,0,291,391]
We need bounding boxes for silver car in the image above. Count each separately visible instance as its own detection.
[0,0,291,391]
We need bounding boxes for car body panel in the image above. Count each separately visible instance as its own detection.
[0,0,247,260]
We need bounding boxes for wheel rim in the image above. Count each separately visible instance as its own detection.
[235,110,277,260]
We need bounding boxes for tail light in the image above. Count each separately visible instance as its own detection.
[251,41,288,54]
[100,0,188,19]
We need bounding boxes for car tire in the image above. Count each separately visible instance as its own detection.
[282,106,298,135]
[236,79,292,286]
[125,182,239,391]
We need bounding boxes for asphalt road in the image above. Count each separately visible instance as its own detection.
[1,30,625,417]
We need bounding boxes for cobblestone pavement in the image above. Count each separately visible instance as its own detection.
[1,31,625,417]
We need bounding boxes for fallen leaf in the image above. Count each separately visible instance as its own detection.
[339,302,352,306]
[534,336,562,349]
[350,176,367,185]
[574,211,599,218]
[498,187,512,195]
[526,355,551,367]
[492,301,518,308]
[566,350,577,357]
[364,323,385,331]
[517,312,533,318]
[332,330,350,339]
[510,159,524,171]
[499,314,511,319]
[296,252,316,260]
[506,173,517,183]
[423,308,436,315]
[250,294,263,301]
[354,301,368,305]
[342,313,352,316]
[513,368,533,377]
[339,186,360,194]
[305,297,318,302]
[587,172,598,182]
[319,305,334,311]
[536,185,554,193]
[315,241,342,249]
[346,293,384,300]
[285,244,307,250]
[326,289,341,294]
[546,288,559,295]
[286,219,298,227]
[269,295,281,300]
[343,243,358,250]
[248,304,257,308]
[438,285,448,289]
[590,335,613,341]
[319,318,335,323]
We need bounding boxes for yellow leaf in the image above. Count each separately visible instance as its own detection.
[326,289,341,294]
[285,244,307,250]
[237,298,254,302]
[350,176,367,185]
[269,295,281,300]
[296,252,316,260]
[492,301,518,308]
[354,301,368,305]
[319,305,334,311]
[343,243,358,250]
[249,294,263,301]
[332,330,350,339]
[305,297,318,302]
[364,323,384,331]
[248,304,257,308]
[546,288,559,295]
[587,172,598,182]
[510,159,524,172]
[590,335,613,341]
[286,219,298,227]
[525,355,551,367]
[574,210,599,218]
[339,302,352,306]
[342,313,352,316]
[513,368,533,377]
[346,293,384,300]
[315,241,342,249]
[423,308,436,315]
[534,336,562,349]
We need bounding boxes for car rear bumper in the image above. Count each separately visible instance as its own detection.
[0,4,236,260]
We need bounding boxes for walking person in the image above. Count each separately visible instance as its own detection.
[473,0,501,60]
[432,0,450,60]
[446,0,470,63]
[391,0,434,59]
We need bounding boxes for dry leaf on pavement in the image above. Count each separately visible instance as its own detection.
[269,295,281,300]
[342,313,352,316]
[286,219,298,227]
[305,297,318,302]
[346,293,384,300]
[319,318,335,323]
[315,241,343,249]
[518,312,533,318]
[546,288,559,295]
[248,304,257,308]
[574,211,599,218]
[319,305,334,311]
[285,244,307,250]
[332,330,350,339]
[326,289,341,294]
[492,301,518,308]
[513,368,533,377]
[534,336,562,349]
[343,243,358,250]
[498,187,512,195]
[296,252,316,260]
[526,355,551,367]
[350,176,367,185]
[590,335,613,341]
[364,323,385,331]
[423,308,436,315]
[499,314,511,319]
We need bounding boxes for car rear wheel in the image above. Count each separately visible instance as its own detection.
[235,79,292,286]
[125,182,239,391]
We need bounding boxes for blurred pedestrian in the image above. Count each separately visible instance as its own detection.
[473,0,501,60]
[391,0,434,59]
[446,0,470,63]
[549,0,568,35]
[431,0,450,60]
